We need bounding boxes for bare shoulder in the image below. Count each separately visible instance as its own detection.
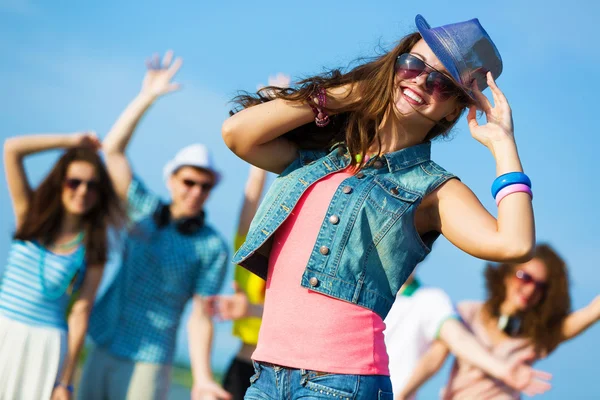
[434,178,471,200]
[457,300,484,321]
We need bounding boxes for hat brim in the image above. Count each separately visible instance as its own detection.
[415,15,474,99]
[163,161,221,185]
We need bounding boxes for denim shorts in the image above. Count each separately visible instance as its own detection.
[244,361,393,399]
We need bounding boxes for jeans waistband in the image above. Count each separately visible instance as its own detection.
[256,361,330,377]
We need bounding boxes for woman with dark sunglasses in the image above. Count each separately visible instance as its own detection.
[0,132,124,399]
[399,244,600,399]
[222,14,546,399]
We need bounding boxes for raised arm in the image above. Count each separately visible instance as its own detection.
[103,51,182,201]
[3,132,100,229]
[431,73,535,263]
[222,84,355,174]
[560,295,600,343]
[237,166,268,237]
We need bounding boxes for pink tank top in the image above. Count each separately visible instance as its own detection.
[442,301,534,399]
[252,170,389,375]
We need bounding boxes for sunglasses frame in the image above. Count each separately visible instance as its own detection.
[181,178,215,192]
[64,178,99,192]
[394,53,466,101]
[514,269,548,292]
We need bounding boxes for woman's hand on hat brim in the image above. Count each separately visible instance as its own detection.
[467,72,515,150]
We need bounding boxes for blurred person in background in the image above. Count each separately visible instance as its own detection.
[78,51,230,400]
[385,271,551,400]
[1,132,124,399]
[399,244,600,399]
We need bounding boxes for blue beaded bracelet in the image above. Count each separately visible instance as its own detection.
[491,172,531,199]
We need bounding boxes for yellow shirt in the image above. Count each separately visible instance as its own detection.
[232,234,265,345]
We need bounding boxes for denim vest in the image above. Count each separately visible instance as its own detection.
[233,142,456,319]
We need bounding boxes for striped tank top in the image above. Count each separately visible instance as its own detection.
[0,240,86,330]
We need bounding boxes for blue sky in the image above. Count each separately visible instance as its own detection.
[1,0,599,398]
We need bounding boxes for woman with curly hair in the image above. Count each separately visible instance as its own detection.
[398,244,600,399]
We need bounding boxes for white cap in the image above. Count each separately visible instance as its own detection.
[163,144,221,183]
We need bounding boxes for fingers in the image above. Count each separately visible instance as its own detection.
[525,379,552,396]
[152,53,160,69]
[471,80,492,113]
[145,54,160,71]
[486,72,508,107]
[532,369,553,381]
[514,348,536,364]
[216,387,233,400]
[162,50,174,68]
[167,57,183,78]
[167,83,182,93]
[146,51,182,74]
[466,106,478,129]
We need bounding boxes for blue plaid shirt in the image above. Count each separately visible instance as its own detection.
[88,177,229,364]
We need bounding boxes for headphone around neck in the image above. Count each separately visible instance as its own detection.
[152,203,205,235]
[497,314,523,337]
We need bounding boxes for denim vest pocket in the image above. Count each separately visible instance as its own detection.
[300,371,359,399]
[361,177,420,248]
[368,177,420,215]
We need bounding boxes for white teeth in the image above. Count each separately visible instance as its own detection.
[403,88,423,104]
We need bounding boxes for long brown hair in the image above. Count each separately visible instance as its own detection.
[14,148,125,266]
[484,244,571,354]
[231,32,474,168]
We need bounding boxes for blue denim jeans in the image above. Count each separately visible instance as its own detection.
[244,362,393,399]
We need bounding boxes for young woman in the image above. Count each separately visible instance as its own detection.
[0,132,124,399]
[222,14,544,399]
[400,244,599,399]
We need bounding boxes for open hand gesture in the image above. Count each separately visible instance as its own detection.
[141,50,182,98]
[501,346,552,396]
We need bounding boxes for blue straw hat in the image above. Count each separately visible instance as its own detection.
[415,14,502,99]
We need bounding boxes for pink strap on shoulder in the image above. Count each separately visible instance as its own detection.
[495,183,532,206]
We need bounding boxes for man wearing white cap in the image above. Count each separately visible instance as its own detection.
[78,52,231,400]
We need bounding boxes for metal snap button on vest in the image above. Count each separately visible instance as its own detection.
[356,172,365,179]
[391,188,399,195]
[373,160,383,169]
[329,215,340,225]
[319,246,330,255]
[309,277,319,287]
[342,186,352,194]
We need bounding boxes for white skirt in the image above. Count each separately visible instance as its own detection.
[0,314,68,400]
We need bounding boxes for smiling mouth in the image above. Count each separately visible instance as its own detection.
[402,87,425,105]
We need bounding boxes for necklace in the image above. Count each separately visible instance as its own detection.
[38,232,85,300]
